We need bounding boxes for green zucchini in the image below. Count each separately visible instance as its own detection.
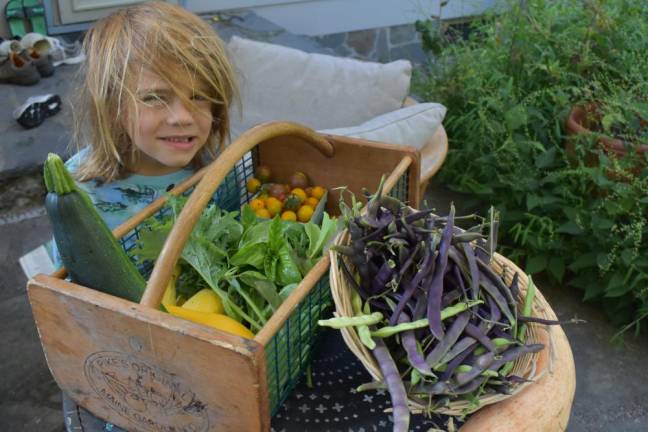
[44,153,146,302]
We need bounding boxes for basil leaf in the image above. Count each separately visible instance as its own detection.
[230,242,268,269]
[241,204,257,230]
[268,216,283,252]
[264,254,278,284]
[240,219,271,247]
[277,245,302,286]
[279,283,299,301]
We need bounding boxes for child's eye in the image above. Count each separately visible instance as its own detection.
[191,93,209,102]
[140,94,167,105]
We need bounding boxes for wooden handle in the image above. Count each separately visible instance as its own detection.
[139,122,334,308]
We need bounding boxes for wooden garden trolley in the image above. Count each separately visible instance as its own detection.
[26,122,421,432]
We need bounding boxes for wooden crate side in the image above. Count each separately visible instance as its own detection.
[27,275,270,432]
[257,134,421,213]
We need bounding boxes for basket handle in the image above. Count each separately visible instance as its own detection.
[139,121,335,308]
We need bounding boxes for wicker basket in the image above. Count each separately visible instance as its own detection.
[27,121,421,432]
[329,227,556,417]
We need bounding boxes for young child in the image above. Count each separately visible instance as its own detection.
[47,1,238,264]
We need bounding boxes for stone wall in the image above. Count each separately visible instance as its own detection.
[314,23,427,65]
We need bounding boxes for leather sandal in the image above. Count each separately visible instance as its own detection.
[0,51,40,85]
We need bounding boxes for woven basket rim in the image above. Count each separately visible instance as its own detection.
[329,225,556,417]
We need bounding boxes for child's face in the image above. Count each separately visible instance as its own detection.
[125,69,213,176]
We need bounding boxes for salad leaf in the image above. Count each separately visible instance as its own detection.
[180,237,233,314]
[195,205,243,249]
[132,196,336,332]
[239,270,282,311]
[225,276,265,329]
[306,212,338,259]
[133,217,172,262]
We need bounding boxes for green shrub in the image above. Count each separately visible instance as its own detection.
[414,0,648,335]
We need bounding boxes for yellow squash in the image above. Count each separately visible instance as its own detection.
[165,305,254,339]
[161,265,181,307]
[181,288,224,314]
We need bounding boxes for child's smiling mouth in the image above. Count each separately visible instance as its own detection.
[160,135,197,150]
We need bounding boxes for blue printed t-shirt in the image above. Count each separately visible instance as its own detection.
[47,148,194,266]
[64,149,193,230]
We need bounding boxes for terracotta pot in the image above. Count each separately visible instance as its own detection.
[565,104,648,178]
[565,104,648,158]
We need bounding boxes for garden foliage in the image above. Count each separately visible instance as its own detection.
[414,0,648,334]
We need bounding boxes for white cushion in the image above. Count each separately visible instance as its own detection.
[227,36,412,137]
[318,102,446,149]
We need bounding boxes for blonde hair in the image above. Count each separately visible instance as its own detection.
[73,1,238,182]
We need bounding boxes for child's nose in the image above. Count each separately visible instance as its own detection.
[166,99,194,125]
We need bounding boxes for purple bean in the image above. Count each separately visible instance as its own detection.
[389,246,433,326]
[477,258,516,310]
[474,351,497,369]
[460,243,480,300]
[397,243,422,279]
[399,314,433,376]
[439,343,478,381]
[425,311,470,367]
[479,274,516,326]
[440,336,478,364]
[510,272,520,302]
[475,243,490,262]
[464,323,497,352]
[454,351,496,386]
[487,344,544,373]
[377,208,396,227]
[506,375,532,384]
[340,257,390,314]
[453,264,469,299]
[399,215,418,243]
[452,232,486,244]
[372,338,410,432]
[376,195,404,216]
[487,295,501,326]
[414,373,489,396]
[358,224,389,243]
[412,290,428,321]
[442,288,462,308]
[451,376,488,395]
[427,206,455,339]
[492,383,512,395]
[348,226,374,295]
[339,256,368,296]
[371,261,395,294]
[412,379,450,395]
[492,326,515,340]
[403,208,436,224]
